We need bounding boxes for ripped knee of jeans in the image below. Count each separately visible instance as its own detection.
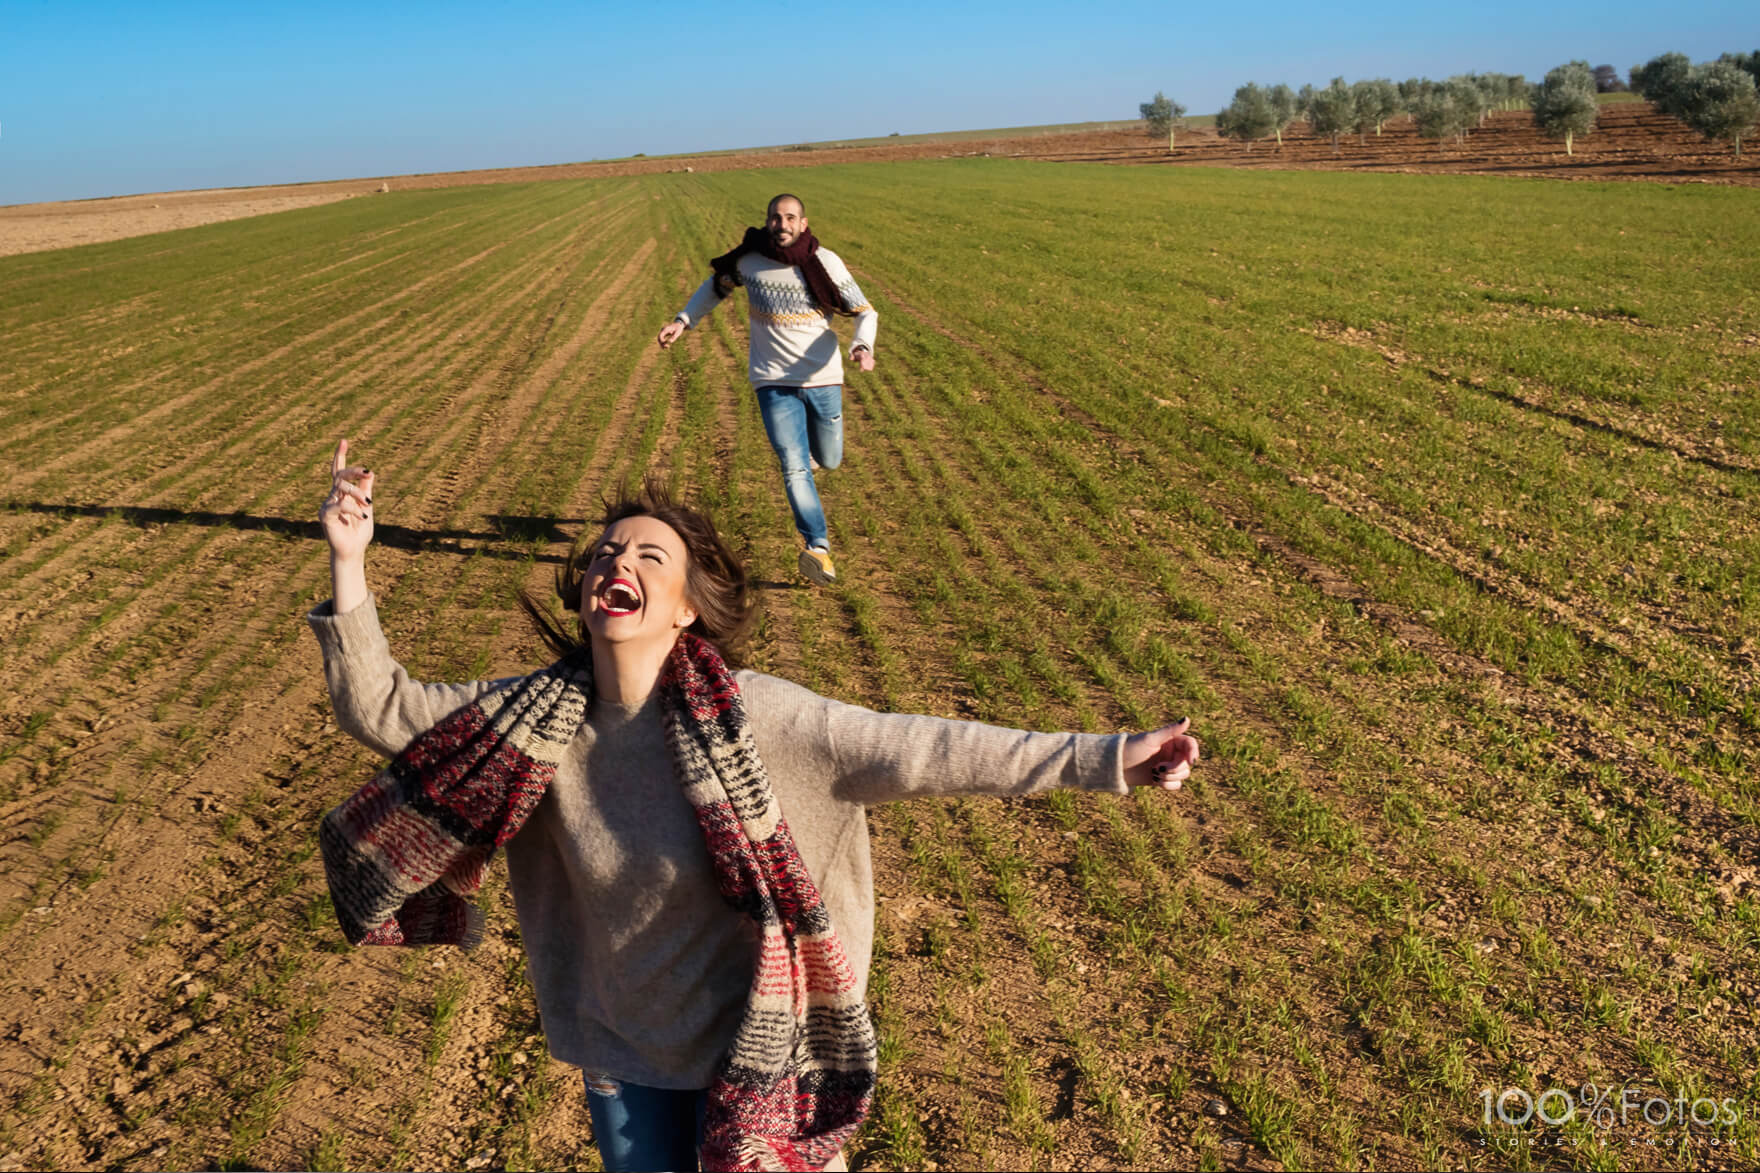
[584,1070,622,1098]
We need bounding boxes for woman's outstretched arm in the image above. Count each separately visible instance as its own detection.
[740,675,1200,805]
[320,438,376,615]
[310,439,511,759]
[828,703,1197,803]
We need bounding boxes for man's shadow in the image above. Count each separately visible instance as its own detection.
[9,502,806,588]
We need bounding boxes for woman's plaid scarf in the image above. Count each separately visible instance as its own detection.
[319,633,876,1171]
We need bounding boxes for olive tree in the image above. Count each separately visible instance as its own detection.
[1722,51,1760,89]
[1680,59,1760,157]
[1447,77,1487,138]
[1502,73,1529,111]
[1268,84,1299,148]
[1297,83,1318,123]
[1631,52,1692,117]
[1413,85,1475,147]
[1217,83,1277,152]
[1482,72,1528,115]
[1532,60,1599,155]
[1139,91,1188,149]
[1463,72,1524,117]
[1307,77,1356,155]
[1463,74,1496,124]
[1353,78,1401,138]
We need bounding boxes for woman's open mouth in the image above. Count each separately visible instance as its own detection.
[599,579,642,616]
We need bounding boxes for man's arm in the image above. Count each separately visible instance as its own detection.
[822,252,878,369]
[657,276,722,348]
[848,306,878,369]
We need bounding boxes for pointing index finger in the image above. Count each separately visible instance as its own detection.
[332,438,349,478]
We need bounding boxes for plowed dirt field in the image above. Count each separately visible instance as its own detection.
[2,137,1758,1172]
[2,102,1753,258]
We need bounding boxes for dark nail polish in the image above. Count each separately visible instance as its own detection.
[365,497,372,504]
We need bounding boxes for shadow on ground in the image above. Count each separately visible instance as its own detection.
[5,502,582,563]
[6,502,817,590]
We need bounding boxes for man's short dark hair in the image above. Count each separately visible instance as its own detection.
[767,193,805,216]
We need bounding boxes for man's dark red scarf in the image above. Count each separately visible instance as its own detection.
[319,634,876,1171]
[711,227,856,317]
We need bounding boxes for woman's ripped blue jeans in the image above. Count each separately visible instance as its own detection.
[582,1070,707,1172]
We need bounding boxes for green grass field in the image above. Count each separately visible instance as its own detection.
[1,161,1757,1171]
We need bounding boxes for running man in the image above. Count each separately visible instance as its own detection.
[658,193,877,586]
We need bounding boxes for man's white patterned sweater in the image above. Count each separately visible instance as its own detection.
[675,249,877,387]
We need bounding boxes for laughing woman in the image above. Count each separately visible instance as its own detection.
[309,440,1198,1173]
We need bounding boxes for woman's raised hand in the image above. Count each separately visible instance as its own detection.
[319,439,376,563]
[1122,718,1201,791]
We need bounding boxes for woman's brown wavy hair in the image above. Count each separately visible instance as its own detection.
[519,477,755,667]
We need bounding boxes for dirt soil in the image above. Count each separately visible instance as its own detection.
[3,101,1756,1173]
[1021,100,1760,185]
[3,102,1752,258]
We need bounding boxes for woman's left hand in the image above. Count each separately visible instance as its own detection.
[1122,718,1200,791]
[320,438,375,561]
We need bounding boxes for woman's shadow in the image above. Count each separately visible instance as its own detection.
[9,501,805,588]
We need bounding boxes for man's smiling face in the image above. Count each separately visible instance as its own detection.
[767,195,807,248]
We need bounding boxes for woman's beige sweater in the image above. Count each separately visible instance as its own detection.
[309,597,1126,1089]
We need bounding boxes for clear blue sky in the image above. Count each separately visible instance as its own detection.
[2,0,1752,205]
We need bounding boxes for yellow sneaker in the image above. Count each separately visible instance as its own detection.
[798,546,837,586]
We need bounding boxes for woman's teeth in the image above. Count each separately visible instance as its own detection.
[602,582,640,614]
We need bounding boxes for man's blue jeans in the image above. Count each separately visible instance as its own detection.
[755,383,843,550]
[583,1071,706,1172]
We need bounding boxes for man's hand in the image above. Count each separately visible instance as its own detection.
[657,320,686,349]
[852,345,876,373]
[1122,718,1200,791]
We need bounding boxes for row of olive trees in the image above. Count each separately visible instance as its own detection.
[1403,75,1522,146]
[1630,52,1760,157]
[1203,74,1522,155]
[1141,55,1759,158]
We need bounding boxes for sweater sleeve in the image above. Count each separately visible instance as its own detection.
[306,596,517,760]
[738,672,1124,806]
[675,276,721,328]
[820,251,878,355]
